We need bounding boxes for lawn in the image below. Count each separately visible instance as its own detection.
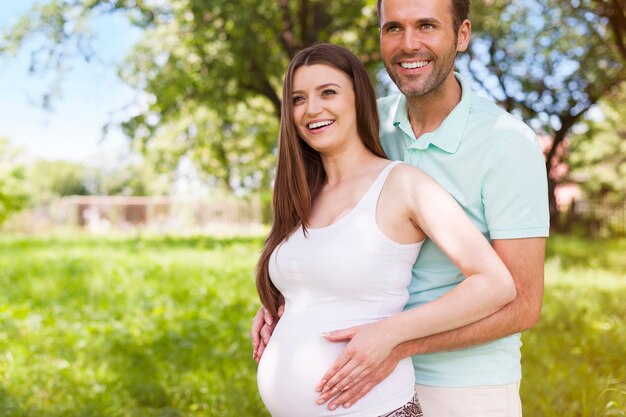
[0,234,624,416]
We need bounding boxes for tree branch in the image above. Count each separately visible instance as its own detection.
[240,58,282,118]
[607,0,626,59]
[278,0,298,57]
[306,2,331,46]
[486,40,516,112]
[298,0,309,49]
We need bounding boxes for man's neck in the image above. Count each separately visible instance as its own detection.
[405,72,462,139]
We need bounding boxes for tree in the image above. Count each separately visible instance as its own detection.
[3,0,380,193]
[4,0,624,216]
[0,139,29,224]
[460,0,625,224]
[568,83,626,201]
[27,160,91,204]
[587,0,626,60]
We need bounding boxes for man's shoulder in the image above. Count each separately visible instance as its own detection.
[468,94,534,138]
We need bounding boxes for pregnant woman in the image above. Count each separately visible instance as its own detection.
[255,43,516,417]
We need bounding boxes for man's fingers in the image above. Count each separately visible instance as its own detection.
[251,312,263,347]
[263,307,274,326]
[255,339,267,363]
[253,337,266,361]
[260,323,274,345]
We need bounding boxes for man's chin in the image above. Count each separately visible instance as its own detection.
[397,83,428,98]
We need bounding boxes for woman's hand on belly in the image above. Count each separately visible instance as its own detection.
[315,320,399,402]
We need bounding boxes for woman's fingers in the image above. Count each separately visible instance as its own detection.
[316,360,370,408]
[315,350,352,392]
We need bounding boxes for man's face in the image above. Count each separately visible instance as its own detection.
[380,0,466,98]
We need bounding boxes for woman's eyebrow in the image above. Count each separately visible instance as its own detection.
[292,83,342,94]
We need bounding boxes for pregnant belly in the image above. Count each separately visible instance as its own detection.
[256,316,415,417]
[257,318,347,417]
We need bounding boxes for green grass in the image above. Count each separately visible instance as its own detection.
[523,235,626,417]
[0,234,268,417]
[0,234,624,416]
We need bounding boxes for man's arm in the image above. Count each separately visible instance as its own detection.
[251,305,284,363]
[317,237,545,410]
[405,237,545,353]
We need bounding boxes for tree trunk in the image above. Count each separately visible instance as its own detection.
[546,174,559,230]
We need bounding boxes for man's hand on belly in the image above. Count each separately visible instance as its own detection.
[315,322,401,410]
[251,304,284,363]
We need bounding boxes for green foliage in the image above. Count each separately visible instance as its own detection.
[2,0,380,193]
[0,233,624,416]
[87,157,172,196]
[462,0,625,218]
[117,0,380,191]
[27,160,91,203]
[24,156,172,201]
[466,0,624,127]
[0,139,29,224]
[569,83,626,201]
[4,0,623,203]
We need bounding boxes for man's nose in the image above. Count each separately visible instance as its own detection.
[401,28,421,52]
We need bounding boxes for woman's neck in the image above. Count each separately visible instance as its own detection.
[320,144,383,186]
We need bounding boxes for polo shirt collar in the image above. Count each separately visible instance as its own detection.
[392,72,471,153]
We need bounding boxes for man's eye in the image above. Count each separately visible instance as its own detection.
[421,23,434,29]
[386,25,400,32]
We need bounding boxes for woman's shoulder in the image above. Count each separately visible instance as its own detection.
[387,161,432,186]
[385,162,445,206]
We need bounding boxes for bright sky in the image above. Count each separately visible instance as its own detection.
[0,1,143,162]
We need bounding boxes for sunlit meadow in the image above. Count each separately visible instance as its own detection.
[0,234,624,416]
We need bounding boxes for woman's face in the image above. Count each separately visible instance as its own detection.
[291,64,359,155]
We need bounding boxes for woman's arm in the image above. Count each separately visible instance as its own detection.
[386,165,516,341]
[315,165,516,403]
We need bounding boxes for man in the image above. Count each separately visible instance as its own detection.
[252,0,549,415]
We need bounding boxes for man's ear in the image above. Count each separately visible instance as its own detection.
[456,19,471,53]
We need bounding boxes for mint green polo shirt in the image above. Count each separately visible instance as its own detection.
[378,73,549,387]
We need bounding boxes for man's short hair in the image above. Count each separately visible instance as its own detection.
[376,0,470,33]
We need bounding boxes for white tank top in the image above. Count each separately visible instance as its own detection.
[257,161,424,417]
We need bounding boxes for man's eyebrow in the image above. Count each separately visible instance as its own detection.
[381,20,401,30]
[381,17,441,29]
[415,17,441,26]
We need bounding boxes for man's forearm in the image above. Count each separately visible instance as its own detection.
[395,238,546,358]
[394,297,537,358]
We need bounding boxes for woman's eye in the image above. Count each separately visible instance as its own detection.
[321,89,336,96]
[292,96,304,105]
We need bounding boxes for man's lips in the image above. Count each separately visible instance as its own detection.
[399,60,431,69]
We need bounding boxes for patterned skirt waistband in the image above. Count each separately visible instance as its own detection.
[379,393,423,417]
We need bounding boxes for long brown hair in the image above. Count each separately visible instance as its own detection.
[256,43,386,316]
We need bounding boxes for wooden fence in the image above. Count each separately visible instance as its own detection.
[5,195,266,235]
[563,199,626,236]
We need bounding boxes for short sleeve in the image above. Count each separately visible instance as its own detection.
[482,126,550,239]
